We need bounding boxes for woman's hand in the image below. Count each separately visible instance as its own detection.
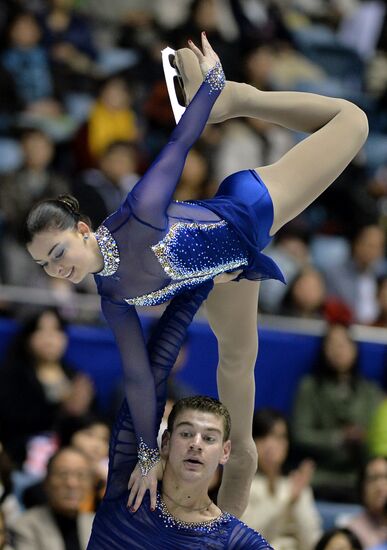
[188,31,220,76]
[127,459,164,512]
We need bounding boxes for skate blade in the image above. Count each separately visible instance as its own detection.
[161,47,186,124]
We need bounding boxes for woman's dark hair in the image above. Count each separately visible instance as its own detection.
[313,323,360,384]
[2,308,67,370]
[58,414,110,447]
[357,456,387,505]
[252,408,288,440]
[24,194,92,244]
[314,527,363,550]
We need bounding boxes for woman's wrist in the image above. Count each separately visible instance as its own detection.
[137,438,161,477]
[203,61,225,93]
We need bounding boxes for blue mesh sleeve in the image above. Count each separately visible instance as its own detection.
[128,64,225,229]
[104,280,214,499]
[228,522,274,549]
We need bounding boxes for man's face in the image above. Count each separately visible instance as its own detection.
[45,450,93,516]
[162,409,231,484]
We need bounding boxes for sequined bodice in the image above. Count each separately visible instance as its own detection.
[94,212,248,306]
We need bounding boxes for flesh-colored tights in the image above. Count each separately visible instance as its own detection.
[175,48,368,517]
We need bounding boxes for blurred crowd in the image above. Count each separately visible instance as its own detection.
[0,0,384,326]
[0,0,386,549]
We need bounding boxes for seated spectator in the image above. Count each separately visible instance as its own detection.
[369,389,387,458]
[279,266,328,319]
[173,147,213,201]
[84,76,139,163]
[259,227,312,314]
[241,408,322,550]
[0,128,70,286]
[58,415,110,512]
[0,444,20,525]
[0,508,14,550]
[339,457,387,550]
[73,140,139,227]
[292,323,383,502]
[372,275,387,328]
[10,447,94,550]
[0,309,95,469]
[39,0,99,95]
[1,12,61,116]
[315,527,363,550]
[323,225,386,324]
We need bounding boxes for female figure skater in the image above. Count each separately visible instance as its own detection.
[25,34,368,518]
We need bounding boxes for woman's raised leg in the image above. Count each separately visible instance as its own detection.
[205,279,260,518]
[175,47,368,234]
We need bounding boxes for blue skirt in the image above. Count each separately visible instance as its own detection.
[195,169,285,283]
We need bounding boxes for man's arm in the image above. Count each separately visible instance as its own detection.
[104,281,214,499]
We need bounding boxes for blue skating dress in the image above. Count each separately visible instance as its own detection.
[93,63,284,458]
[87,284,274,549]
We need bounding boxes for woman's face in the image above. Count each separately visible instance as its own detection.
[29,311,68,363]
[27,225,94,284]
[292,270,326,313]
[324,534,356,550]
[363,457,387,515]
[323,325,357,374]
[255,419,288,475]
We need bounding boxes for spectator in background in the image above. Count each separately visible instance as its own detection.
[10,447,94,550]
[372,275,387,328]
[39,0,99,95]
[292,323,383,502]
[1,12,61,116]
[0,309,95,469]
[0,508,14,550]
[259,227,311,314]
[85,76,139,163]
[73,140,139,227]
[58,415,110,512]
[0,444,20,526]
[368,363,387,459]
[173,147,213,201]
[279,266,328,319]
[323,225,386,324]
[314,527,363,550]
[242,408,322,550]
[339,457,387,550]
[0,128,70,286]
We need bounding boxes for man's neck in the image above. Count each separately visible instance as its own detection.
[161,466,220,521]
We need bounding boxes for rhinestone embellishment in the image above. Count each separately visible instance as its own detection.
[95,225,120,276]
[151,220,246,280]
[137,438,161,476]
[204,61,225,93]
[157,495,231,532]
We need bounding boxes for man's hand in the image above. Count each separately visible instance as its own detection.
[127,460,164,512]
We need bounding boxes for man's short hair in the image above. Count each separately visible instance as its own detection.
[167,396,231,441]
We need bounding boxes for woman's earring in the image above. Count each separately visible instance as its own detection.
[83,235,89,241]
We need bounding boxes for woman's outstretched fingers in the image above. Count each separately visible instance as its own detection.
[188,31,219,75]
[188,39,204,63]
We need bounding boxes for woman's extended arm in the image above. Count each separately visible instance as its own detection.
[127,34,224,228]
[103,280,214,500]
